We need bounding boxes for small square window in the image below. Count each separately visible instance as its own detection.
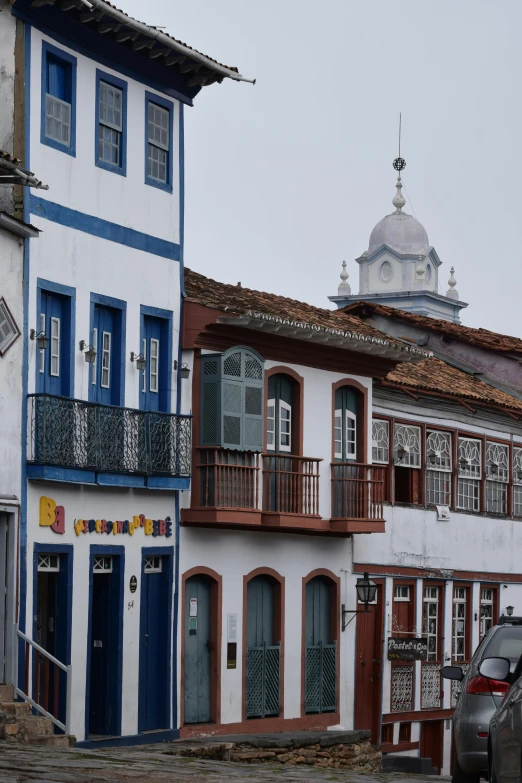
[394,585,410,602]
[0,298,20,355]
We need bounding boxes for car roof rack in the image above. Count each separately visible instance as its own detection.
[498,615,522,625]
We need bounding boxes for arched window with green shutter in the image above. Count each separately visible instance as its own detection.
[200,347,264,452]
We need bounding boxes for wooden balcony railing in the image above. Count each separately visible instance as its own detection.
[331,463,385,521]
[262,455,322,516]
[198,448,260,509]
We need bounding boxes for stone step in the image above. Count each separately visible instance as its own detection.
[0,685,14,703]
[1,701,32,718]
[30,733,73,748]
[16,715,55,738]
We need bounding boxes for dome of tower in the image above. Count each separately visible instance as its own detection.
[368,177,429,256]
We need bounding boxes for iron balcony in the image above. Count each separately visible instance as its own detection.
[27,393,191,477]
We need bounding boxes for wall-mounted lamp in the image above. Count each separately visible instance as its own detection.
[517,470,522,481]
[79,340,97,364]
[30,329,49,350]
[341,572,377,631]
[506,605,515,617]
[394,445,407,464]
[130,352,147,371]
[180,363,191,379]
[489,463,499,476]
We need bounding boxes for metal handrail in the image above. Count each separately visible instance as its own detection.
[27,392,192,420]
[15,625,72,734]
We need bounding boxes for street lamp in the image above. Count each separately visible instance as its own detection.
[341,572,377,631]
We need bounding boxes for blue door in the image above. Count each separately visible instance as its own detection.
[184,575,211,724]
[139,554,170,731]
[246,576,280,718]
[91,305,121,406]
[38,291,71,396]
[140,316,167,412]
[88,556,121,736]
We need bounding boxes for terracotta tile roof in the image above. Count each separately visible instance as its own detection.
[383,357,522,413]
[343,301,522,354]
[184,268,428,357]
[0,150,21,166]
[0,150,47,189]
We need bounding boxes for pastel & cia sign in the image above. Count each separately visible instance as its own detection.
[39,496,172,538]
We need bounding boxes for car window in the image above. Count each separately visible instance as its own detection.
[483,627,522,663]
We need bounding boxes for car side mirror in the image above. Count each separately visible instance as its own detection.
[478,657,511,682]
[441,665,464,682]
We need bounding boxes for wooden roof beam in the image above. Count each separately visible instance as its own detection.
[61,0,83,8]
[179,61,201,74]
[165,54,186,66]
[80,9,104,22]
[149,47,171,60]
[31,0,55,6]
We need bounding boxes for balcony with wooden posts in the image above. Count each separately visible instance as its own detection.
[329,463,386,533]
[182,450,386,534]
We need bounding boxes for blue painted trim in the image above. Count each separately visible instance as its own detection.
[138,545,174,732]
[36,278,76,397]
[146,476,190,490]
[97,473,145,488]
[95,69,127,177]
[85,545,125,740]
[76,728,179,749]
[176,102,185,416]
[30,196,180,262]
[172,492,180,729]
[40,40,77,157]
[144,91,174,194]
[12,4,195,106]
[32,543,73,665]
[27,465,97,483]
[19,26,31,686]
[140,305,173,414]
[89,292,127,406]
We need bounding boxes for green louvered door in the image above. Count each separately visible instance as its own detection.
[246,576,280,718]
[305,576,336,713]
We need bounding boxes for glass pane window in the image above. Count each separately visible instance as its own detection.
[423,586,439,661]
[514,448,522,516]
[345,410,356,459]
[50,317,60,377]
[266,399,275,451]
[98,81,122,166]
[426,431,452,505]
[149,338,159,393]
[485,442,509,514]
[279,401,291,452]
[37,554,60,572]
[101,331,111,388]
[457,438,481,511]
[480,588,494,640]
[394,585,410,601]
[452,587,467,661]
[144,555,162,573]
[394,424,421,468]
[372,419,389,464]
[45,93,71,145]
[147,102,169,183]
[334,409,342,459]
[93,556,112,572]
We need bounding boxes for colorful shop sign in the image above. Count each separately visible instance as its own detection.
[39,496,172,538]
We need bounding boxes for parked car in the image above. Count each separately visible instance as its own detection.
[442,616,522,783]
[482,652,522,783]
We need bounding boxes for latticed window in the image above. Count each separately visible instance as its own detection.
[426,431,452,505]
[98,80,123,166]
[457,438,481,511]
[393,424,421,467]
[144,555,162,573]
[37,554,60,572]
[93,556,113,573]
[480,588,495,640]
[148,101,169,184]
[423,587,439,661]
[0,299,19,355]
[200,348,264,452]
[514,448,522,517]
[452,587,467,661]
[372,419,389,464]
[485,442,509,514]
[394,585,410,602]
[44,49,75,149]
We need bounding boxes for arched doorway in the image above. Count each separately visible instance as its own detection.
[332,383,365,518]
[304,575,337,714]
[265,372,302,513]
[245,574,281,719]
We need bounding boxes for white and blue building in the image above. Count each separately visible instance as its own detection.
[4,0,250,745]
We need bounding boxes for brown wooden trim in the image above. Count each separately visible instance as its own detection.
[382,740,420,754]
[181,508,263,526]
[181,566,223,729]
[242,568,285,723]
[383,708,454,724]
[331,378,370,463]
[392,578,416,637]
[265,366,304,456]
[179,712,340,738]
[354,562,522,583]
[329,519,385,534]
[260,512,326,531]
[190,349,202,504]
[301,569,341,718]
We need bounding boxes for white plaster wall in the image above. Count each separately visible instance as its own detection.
[29,29,181,244]
[0,0,15,215]
[0,228,23,499]
[27,220,181,410]
[26,482,177,741]
[367,254,403,294]
[178,527,357,728]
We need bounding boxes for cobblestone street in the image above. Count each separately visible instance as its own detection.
[0,742,450,783]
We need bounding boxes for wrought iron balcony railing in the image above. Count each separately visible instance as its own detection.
[27,393,191,477]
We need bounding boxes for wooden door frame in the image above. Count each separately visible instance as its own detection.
[181,567,222,727]
[354,577,385,742]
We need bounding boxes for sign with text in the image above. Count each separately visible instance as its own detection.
[387,637,428,661]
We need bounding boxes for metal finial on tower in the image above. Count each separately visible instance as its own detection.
[392,113,406,212]
[393,113,406,174]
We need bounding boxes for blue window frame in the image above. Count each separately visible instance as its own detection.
[95,70,127,176]
[89,293,127,407]
[144,91,174,193]
[36,279,76,397]
[41,41,77,156]
[139,306,173,413]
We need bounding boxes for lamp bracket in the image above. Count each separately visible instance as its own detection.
[341,603,369,631]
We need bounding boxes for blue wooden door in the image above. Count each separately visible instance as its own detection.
[89,562,120,736]
[141,316,169,412]
[246,576,280,718]
[184,576,211,724]
[91,305,119,405]
[305,577,336,714]
[139,555,169,731]
[38,291,69,396]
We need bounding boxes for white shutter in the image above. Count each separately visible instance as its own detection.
[334,409,342,459]
[345,410,356,460]
[266,398,275,451]
[278,400,291,453]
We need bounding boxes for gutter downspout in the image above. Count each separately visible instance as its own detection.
[0,159,48,189]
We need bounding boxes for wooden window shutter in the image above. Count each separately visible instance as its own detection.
[200,354,221,446]
[242,350,264,452]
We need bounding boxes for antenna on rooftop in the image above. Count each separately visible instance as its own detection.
[393,112,406,174]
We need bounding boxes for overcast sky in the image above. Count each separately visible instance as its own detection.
[120,0,522,335]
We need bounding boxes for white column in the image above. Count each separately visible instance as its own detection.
[414,578,423,712]
[471,582,481,653]
[442,581,453,710]
[381,576,393,715]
